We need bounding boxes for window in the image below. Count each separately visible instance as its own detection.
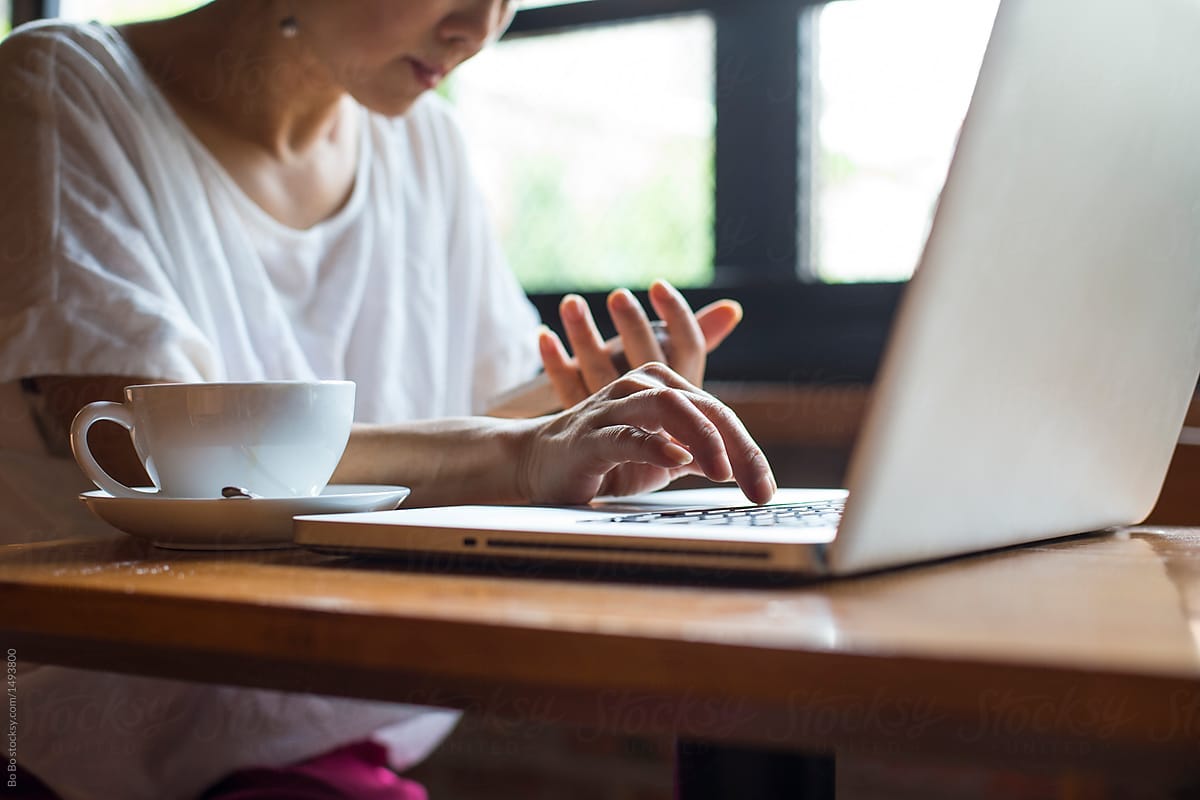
[812,0,1000,283]
[450,14,714,293]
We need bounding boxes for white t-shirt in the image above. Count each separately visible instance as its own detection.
[0,21,541,800]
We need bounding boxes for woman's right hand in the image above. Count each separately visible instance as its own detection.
[516,362,776,506]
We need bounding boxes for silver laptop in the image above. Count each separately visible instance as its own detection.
[295,0,1200,577]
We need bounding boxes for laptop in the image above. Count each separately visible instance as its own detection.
[295,0,1200,577]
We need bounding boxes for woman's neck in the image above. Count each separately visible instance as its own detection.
[120,1,346,160]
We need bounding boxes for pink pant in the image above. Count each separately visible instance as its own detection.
[15,740,427,800]
[198,740,427,800]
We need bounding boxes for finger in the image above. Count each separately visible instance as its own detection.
[613,361,707,398]
[597,461,700,499]
[601,376,776,503]
[560,294,620,392]
[643,364,774,501]
[607,288,666,368]
[680,390,775,504]
[594,388,734,482]
[594,426,696,471]
[648,280,705,383]
[694,299,744,353]
[604,362,678,399]
[538,326,589,409]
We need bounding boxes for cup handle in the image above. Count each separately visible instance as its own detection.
[69,401,158,498]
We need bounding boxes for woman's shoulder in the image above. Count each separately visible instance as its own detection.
[0,20,137,93]
[1,20,113,64]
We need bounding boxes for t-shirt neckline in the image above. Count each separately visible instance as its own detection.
[98,22,372,239]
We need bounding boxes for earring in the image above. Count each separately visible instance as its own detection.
[279,15,299,38]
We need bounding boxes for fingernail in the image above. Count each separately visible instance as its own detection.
[608,288,635,310]
[664,443,693,466]
[561,295,584,319]
[757,471,777,503]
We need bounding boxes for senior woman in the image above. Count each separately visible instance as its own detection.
[0,1,774,798]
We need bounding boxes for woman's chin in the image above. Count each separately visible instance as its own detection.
[352,89,424,119]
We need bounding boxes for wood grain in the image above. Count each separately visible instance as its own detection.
[3,528,1199,781]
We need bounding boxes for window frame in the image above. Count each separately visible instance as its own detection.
[11,0,57,27]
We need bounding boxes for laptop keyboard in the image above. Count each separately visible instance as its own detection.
[591,498,845,528]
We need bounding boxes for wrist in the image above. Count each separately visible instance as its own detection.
[501,416,545,504]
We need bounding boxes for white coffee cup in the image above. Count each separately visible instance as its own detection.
[70,381,355,499]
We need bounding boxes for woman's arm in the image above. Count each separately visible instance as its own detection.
[332,416,535,506]
[37,365,775,507]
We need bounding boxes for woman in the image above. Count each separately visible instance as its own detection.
[0,1,774,798]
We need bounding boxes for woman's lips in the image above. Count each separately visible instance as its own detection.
[407,58,445,90]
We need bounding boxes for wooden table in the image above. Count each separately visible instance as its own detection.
[3,527,1200,797]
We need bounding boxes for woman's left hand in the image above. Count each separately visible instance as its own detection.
[539,279,743,409]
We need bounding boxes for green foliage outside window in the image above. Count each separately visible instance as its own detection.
[442,14,717,293]
[503,143,713,293]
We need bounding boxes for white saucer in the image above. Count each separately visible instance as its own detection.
[80,484,410,550]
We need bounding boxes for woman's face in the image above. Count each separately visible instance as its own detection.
[291,0,516,115]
